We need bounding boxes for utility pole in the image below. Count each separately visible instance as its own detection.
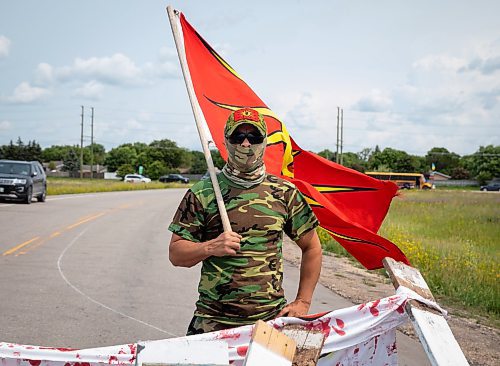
[80,106,84,179]
[336,106,340,163]
[340,108,344,165]
[90,107,94,179]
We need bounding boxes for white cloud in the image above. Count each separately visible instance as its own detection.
[6,82,51,103]
[352,89,393,112]
[57,53,142,85]
[34,63,55,85]
[73,80,104,100]
[412,54,466,72]
[0,35,11,59]
[461,55,500,75]
[32,50,179,90]
[0,120,12,131]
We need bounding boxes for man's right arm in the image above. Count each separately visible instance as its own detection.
[169,231,242,268]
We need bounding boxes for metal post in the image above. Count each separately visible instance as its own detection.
[90,107,94,179]
[336,107,340,163]
[80,106,84,179]
[340,108,344,165]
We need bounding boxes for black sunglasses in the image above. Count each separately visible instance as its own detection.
[228,132,265,145]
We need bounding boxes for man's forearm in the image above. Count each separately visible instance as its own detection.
[277,230,322,318]
[296,242,322,303]
[169,237,210,267]
[169,232,242,268]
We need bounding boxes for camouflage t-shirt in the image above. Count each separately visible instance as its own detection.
[168,173,318,325]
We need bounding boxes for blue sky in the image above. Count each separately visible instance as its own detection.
[0,1,499,157]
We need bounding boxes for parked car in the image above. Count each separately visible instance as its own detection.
[159,174,190,184]
[480,181,500,191]
[123,174,151,183]
[0,159,47,204]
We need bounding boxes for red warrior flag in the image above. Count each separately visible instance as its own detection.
[174,11,409,269]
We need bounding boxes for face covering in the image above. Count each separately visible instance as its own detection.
[222,136,267,188]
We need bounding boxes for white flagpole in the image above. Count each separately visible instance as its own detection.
[166,6,232,233]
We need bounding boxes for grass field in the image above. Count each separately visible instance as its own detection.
[319,190,500,324]
[47,177,191,195]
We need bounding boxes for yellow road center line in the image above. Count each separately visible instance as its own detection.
[2,237,41,256]
[5,203,137,258]
[17,238,48,256]
[66,212,105,229]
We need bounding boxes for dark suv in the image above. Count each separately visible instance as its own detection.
[0,160,47,203]
[480,181,500,192]
[159,173,190,184]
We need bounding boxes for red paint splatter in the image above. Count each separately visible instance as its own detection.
[297,311,329,320]
[236,345,248,357]
[353,347,359,354]
[108,356,118,364]
[13,352,21,357]
[357,303,366,311]
[64,362,71,366]
[76,354,81,359]
[39,347,77,352]
[25,347,35,350]
[369,299,381,316]
[128,344,136,355]
[27,360,41,366]
[216,328,241,341]
[303,318,332,337]
[386,341,397,356]
[396,303,405,314]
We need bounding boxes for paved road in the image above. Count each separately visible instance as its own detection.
[0,189,429,364]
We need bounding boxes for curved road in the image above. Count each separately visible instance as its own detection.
[0,189,428,364]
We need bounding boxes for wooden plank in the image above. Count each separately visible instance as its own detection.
[282,325,325,366]
[383,257,469,366]
[243,320,296,366]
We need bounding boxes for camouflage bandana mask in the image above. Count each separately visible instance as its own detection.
[221,108,268,188]
[222,137,267,188]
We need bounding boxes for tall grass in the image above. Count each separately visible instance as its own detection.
[319,190,500,322]
[47,177,190,195]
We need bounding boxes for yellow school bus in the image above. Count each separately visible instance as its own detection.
[365,172,434,189]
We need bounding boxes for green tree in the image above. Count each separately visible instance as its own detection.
[368,147,416,172]
[62,149,79,173]
[83,143,106,165]
[340,152,365,172]
[147,139,191,170]
[0,138,42,162]
[42,145,75,162]
[357,147,373,163]
[104,146,138,172]
[463,145,500,183]
[211,149,225,169]
[48,161,57,171]
[317,149,336,161]
[146,160,168,180]
[451,167,470,179]
[425,147,460,175]
[189,151,208,174]
[116,163,135,178]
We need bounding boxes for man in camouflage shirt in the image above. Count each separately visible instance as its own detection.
[169,107,322,335]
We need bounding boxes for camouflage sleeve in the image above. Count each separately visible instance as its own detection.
[168,189,206,243]
[284,186,319,241]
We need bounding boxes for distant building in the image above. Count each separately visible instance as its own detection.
[430,171,451,181]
